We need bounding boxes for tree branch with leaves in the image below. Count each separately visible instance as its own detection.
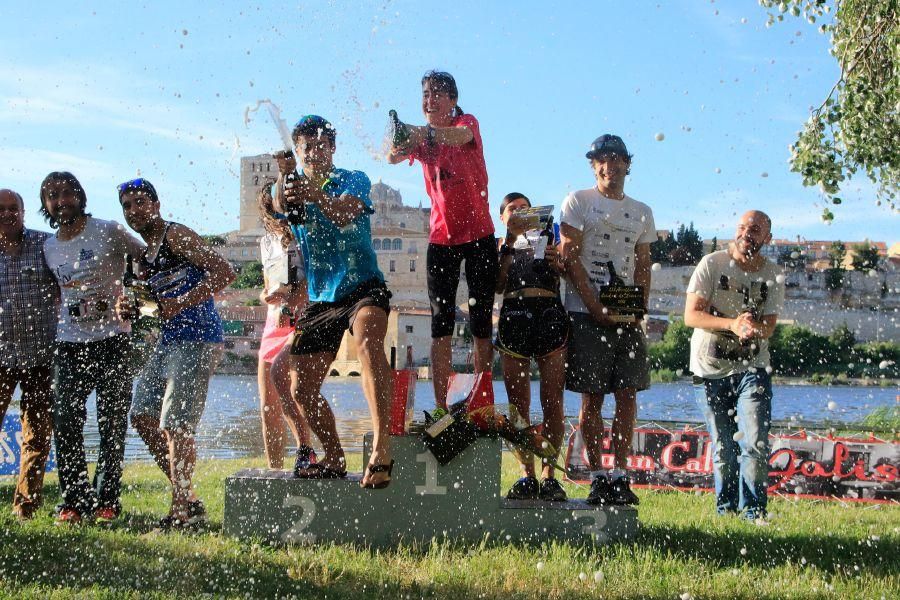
[759,0,898,222]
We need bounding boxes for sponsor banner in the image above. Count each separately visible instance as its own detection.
[1,414,56,476]
[565,420,899,503]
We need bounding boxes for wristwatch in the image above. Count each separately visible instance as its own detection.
[425,124,436,146]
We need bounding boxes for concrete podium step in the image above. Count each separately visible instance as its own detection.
[224,435,638,546]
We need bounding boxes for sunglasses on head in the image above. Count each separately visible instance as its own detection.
[117,178,158,202]
[117,178,147,191]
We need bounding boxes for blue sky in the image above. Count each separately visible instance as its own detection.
[1,1,895,244]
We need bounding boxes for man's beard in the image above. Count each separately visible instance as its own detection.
[739,238,762,258]
[55,208,82,226]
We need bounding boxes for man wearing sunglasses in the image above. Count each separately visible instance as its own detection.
[114,178,234,530]
[0,188,59,520]
[272,115,394,489]
[40,171,145,525]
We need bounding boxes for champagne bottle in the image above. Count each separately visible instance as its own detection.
[537,216,555,258]
[122,254,159,318]
[605,260,626,286]
[533,216,555,274]
[122,254,137,320]
[123,254,136,289]
[278,149,306,225]
[388,110,411,151]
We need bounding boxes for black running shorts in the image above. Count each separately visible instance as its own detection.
[426,235,498,339]
[495,296,569,359]
[291,279,392,355]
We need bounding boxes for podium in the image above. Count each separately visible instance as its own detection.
[224,435,637,547]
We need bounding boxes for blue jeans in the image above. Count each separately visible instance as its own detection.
[694,369,772,516]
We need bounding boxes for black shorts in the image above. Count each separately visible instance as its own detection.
[565,312,650,394]
[495,296,569,359]
[427,235,499,339]
[291,279,392,355]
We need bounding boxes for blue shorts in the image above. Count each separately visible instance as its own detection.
[131,341,221,433]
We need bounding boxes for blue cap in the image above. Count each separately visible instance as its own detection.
[586,134,630,160]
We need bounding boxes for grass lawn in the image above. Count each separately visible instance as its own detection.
[1,454,897,599]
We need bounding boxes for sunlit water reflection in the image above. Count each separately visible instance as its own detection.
[10,376,898,461]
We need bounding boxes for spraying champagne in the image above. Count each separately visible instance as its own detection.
[245,99,305,223]
[388,109,411,154]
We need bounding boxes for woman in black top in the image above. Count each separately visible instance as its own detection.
[495,193,569,502]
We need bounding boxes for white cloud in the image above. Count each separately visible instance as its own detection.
[0,60,237,152]
[0,146,114,185]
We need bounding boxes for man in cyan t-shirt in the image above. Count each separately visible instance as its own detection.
[274,115,394,489]
[684,210,784,524]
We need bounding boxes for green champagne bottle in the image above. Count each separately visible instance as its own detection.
[388,110,411,148]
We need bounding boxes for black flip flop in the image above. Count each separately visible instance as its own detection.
[361,460,394,490]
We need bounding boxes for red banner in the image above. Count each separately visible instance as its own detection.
[564,422,899,504]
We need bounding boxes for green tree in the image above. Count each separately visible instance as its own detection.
[759,0,899,220]
[828,241,846,268]
[828,322,856,362]
[850,242,881,271]
[231,261,264,288]
[825,267,845,291]
[671,222,704,266]
[778,245,807,269]
[203,234,227,247]
[709,236,718,253]
[769,324,833,376]
[825,240,846,291]
[648,316,692,372]
[650,231,676,264]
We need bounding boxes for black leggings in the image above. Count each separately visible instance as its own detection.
[427,235,499,338]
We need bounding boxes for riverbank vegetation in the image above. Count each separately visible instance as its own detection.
[649,318,899,382]
[1,456,897,598]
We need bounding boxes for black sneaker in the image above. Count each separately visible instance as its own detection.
[186,499,207,524]
[156,514,197,532]
[586,474,614,505]
[539,477,568,502]
[293,445,318,477]
[609,476,640,505]
[506,476,539,500]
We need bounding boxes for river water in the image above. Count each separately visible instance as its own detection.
[29,375,893,461]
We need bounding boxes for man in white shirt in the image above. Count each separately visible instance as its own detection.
[560,135,655,506]
[684,210,784,524]
[40,171,144,525]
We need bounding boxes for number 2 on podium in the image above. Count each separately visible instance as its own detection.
[281,496,317,543]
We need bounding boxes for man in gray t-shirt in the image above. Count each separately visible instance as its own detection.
[684,210,784,524]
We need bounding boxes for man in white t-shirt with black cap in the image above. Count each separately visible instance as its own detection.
[560,134,655,506]
[684,210,784,524]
